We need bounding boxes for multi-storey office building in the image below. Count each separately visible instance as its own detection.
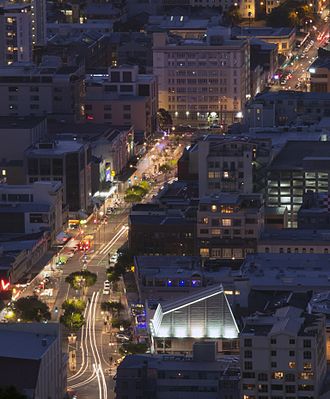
[266,141,330,227]
[298,191,330,229]
[0,62,84,122]
[153,30,250,126]
[197,193,264,259]
[84,65,158,139]
[240,307,327,399]
[0,181,62,242]
[25,140,92,213]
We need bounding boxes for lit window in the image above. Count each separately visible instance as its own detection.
[211,205,217,212]
[273,371,284,379]
[223,171,229,178]
[304,363,312,370]
[211,228,221,235]
[202,217,209,224]
[1,170,6,176]
[200,248,209,257]
[289,362,296,369]
[222,219,232,226]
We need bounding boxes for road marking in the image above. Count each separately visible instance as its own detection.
[99,225,128,256]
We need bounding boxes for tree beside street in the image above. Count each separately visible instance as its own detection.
[60,311,85,332]
[14,296,51,322]
[65,270,97,291]
[60,298,86,332]
[62,298,86,313]
[157,108,172,130]
[119,342,148,355]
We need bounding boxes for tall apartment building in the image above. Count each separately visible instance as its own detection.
[25,140,92,213]
[0,61,84,122]
[198,193,264,259]
[4,0,46,46]
[266,141,330,227]
[197,136,255,197]
[240,306,327,399]
[84,65,158,140]
[0,3,32,65]
[153,30,250,126]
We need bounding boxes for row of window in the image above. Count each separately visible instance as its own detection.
[245,349,312,359]
[245,338,311,347]
[200,228,255,235]
[200,217,257,226]
[242,369,313,381]
[264,247,329,254]
[243,383,314,392]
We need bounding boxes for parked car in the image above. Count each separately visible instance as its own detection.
[116,333,130,341]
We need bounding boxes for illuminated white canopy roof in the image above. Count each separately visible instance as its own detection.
[150,285,239,339]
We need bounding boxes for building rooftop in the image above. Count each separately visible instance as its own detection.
[135,256,201,279]
[26,140,85,156]
[234,26,294,37]
[254,90,330,102]
[260,229,330,244]
[199,193,262,206]
[118,353,240,373]
[242,306,323,337]
[0,203,50,213]
[147,15,219,31]
[0,327,56,360]
[0,116,46,130]
[269,140,330,170]
[150,285,239,339]
[241,253,330,289]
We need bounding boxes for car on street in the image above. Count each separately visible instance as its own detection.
[116,333,130,341]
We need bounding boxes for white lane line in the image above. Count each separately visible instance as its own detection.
[91,292,108,399]
[99,226,128,255]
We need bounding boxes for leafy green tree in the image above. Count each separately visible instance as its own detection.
[65,271,97,290]
[14,296,51,322]
[101,301,123,315]
[267,0,314,27]
[124,193,142,203]
[119,343,148,355]
[60,311,84,332]
[157,108,173,130]
[112,318,131,329]
[0,386,27,399]
[62,298,86,313]
[106,269,121,283]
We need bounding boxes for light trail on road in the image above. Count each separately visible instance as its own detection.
[99,225,128,255]
[68,292,108,399]
[68,304,90,382]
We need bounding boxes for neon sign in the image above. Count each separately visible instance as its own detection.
[0,279,10,291]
